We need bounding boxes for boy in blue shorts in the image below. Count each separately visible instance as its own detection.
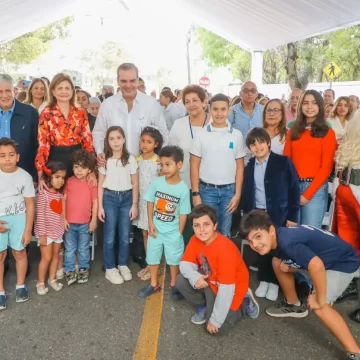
[0,138,35,309]
[240,210,360,360]
[137,146,191,299]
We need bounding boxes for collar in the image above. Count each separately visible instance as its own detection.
[53,103,75,113]
[239,100,256,111]
[0,100,15,114]
[206,119,233,133]
[136,153,159,163]
[255,153,270,165]
[118,91,140,104]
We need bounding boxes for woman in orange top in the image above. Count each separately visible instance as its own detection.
[35,73,94,190]
[284,90,337,228]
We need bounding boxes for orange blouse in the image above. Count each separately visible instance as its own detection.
[35,104,94,171]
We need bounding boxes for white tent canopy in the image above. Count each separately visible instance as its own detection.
[1,0,360,84]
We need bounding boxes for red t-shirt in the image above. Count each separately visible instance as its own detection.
[181,233,249,311]
[64,177,97,224]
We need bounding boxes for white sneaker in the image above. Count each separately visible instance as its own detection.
[266,283,279,301]
[105,268,124,284]
[56,268,64,280]
[255,281,269,298]
[118,265,132,281]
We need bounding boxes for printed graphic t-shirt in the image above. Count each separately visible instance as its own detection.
[144,176,191,234]
[0,168,35,217]
[274,225,359,273]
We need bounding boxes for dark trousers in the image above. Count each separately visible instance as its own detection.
[257,254,278,284]
[176,274,243,334]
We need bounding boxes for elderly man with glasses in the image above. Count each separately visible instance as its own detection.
[286,88,304,124]
[228,81,264,141]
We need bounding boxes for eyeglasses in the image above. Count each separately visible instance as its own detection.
[265,108,281,114]
[290,96,300,100]
[242,88,257,94]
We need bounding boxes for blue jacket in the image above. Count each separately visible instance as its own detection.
[241,152,300,226]
[10,100,39,180]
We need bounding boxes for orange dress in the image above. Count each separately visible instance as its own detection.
[35,104,94,172]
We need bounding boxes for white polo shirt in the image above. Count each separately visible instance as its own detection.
[190,120,246,185]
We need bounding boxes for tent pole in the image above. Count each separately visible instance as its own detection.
[251,51,263,86]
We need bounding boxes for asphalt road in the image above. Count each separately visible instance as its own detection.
[1,244,359,360]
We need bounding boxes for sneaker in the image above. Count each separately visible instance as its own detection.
[137,284,161,298]
[118,265,132,281]
[244,288,260,319]
[191,306,207,325]
[266,283,279,301]
[65,271,78,286]
[0,294,7,310]
[77,269,89,284]
[347,353,360,360]
[266,299,308,318]
[105,268,124,285]
[15,286,29,303]
[170,285,184,301]
[255,281,269,298]
[336,280,358,303]
[56,268,64,280]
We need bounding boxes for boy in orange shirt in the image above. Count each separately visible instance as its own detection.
[176,204,259,334]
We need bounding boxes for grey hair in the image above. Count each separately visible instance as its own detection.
[0,74,14,88]
[102,85,114,93]
[116,63,139,79]
[89,96,101,105]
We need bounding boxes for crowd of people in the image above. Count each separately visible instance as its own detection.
[1,62,360,359]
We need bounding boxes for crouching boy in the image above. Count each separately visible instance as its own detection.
[240,210,360,360]
[176,204,259,335]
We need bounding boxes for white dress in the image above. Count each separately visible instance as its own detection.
[134,154,160,230]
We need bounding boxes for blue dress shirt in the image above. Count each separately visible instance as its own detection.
[254,154,269,209]
[228,102,264,140]
[0,100,15,138]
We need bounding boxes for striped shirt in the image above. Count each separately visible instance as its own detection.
[35,190,64,240]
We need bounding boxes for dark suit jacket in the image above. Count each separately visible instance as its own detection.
[241,152,300,226]
[10,100,39,181]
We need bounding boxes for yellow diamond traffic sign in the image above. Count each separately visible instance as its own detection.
[323,62,341,80]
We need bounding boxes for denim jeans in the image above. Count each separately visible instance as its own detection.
[64,223,91,272]
[298,182,328,228]
[200,183,235,237]
[103,190,132,269]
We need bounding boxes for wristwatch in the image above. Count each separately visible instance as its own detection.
[191,191,200,197]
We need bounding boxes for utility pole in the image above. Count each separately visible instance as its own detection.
[186,25,195,85]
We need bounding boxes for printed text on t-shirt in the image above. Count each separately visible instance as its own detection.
[154,191,179,222]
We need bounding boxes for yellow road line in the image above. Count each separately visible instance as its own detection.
[133,263,166,360]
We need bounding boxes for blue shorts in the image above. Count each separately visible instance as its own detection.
[0,213,27,252]
[146,231,184,266]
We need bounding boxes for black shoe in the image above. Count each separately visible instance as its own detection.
[65,271,77,286]
[77,269,89,284]
[170,285,184,302]
[336,280,358,303]
[0,294,7,310]
[349,309,360,324]
[15,286,29,303]
[132,256,147,269]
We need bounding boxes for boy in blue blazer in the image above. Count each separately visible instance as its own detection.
[241,127,300,301]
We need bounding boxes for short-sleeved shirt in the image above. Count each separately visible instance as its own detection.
[0,167,35,217]
[181,233,249,311]
[64,177,98,224]
[99,155,138,191]
[190,121,246,185]
[274,225,359,273]
[144,176,191,234]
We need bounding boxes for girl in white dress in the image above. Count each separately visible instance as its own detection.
[136,126,163,280]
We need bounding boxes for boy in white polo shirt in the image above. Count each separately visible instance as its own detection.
[190,94,246,237]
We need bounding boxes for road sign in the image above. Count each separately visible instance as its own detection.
[323,62,341,80]
[199,76,210,87]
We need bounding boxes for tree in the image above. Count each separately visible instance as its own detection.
[80,40,125,90]
[61,69,83,87]
[196,25,360,89]
[0,17,73,73]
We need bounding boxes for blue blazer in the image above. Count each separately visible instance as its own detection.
[241,152,300,226]
[10,100,39,180]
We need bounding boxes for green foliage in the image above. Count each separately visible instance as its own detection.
[196,25,360,88]
[0,17,73,72]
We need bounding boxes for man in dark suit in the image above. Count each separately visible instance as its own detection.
[0,74,39,276]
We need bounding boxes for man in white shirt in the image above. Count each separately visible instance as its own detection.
[93,63,168,163]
